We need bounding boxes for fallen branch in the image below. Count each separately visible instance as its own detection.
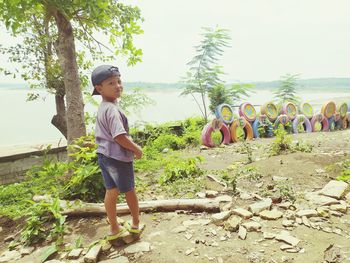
[33,195,221,217]
[206,174,227,188]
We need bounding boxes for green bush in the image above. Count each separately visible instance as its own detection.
[270,125,292,155]
[159,156,204,185]
[151,134,186,152]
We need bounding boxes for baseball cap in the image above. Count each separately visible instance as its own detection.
[91,65,120,95]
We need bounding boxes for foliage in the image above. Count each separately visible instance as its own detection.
[275,182,296,202]
[257,119,273,138]
[292,140,313,153]
[119,88,155,115]
[181,27,230,121]
[20,198,66,246]
[270,125,292,155]
[61,135,105,202]
[159,156,204,185]
[274,74,300,104]
[336,160,350,182]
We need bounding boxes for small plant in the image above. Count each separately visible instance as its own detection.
[336,160,350,182]
[276,182,296,202]
[159,156,204,184]
[242,141,253,163]
[20,198,66,246]
[220,169,239,194]
[270,125,292,155]
[292,140,313,153]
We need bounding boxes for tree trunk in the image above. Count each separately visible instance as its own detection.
[33,196,221,217]
[52,9,86,148]
[51,89,68,138]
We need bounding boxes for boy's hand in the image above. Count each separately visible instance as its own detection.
[134,146,143,159]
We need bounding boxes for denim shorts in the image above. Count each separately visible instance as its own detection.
[97,153,135,193]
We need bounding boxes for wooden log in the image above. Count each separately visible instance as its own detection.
[33,195,221,217]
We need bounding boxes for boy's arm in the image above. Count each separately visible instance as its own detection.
[114,134,142,159]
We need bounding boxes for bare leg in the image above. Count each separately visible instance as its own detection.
[105,188,121,235]
[125,189,140,228]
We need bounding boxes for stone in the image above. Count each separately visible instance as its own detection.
[182,219,210,226]
[305,192,340,206]
[238,226,247,240]
[232,207,253,219]
[124,242,151,254]
[84,244,101,263]
[295,218,302,224]
[302,216,310,227]
[100,257,129,263]
[240,192,253,200]
[317,207,330,218]
[275,231,300,247]
[211,211,231,225]
[280,244,294,251]
[278,202,293,210]
[296,209,318,218]
[249,198,272,215]
[320,180,349,199]
[345,192,350,204]
[196,192,206,198]
[205,190,218,198]
[101,243,112,252]
[329,202,347,213]
[0,227,2,233]
[223,216,242,232]
[259,209,283,220]
[20,246,35,255]
[263,232,276,239]
[329,210,343,217]
[172,226,187,233]
[68,248,83,259]
[242,221,262,232]
[284,210,296,220]
[185,248,195,256]
[215,195,233,203]
[0,250,21,262]
[184,233,192,240]
[282,219,294,227]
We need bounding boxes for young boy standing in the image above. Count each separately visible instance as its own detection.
[91,65,143,240]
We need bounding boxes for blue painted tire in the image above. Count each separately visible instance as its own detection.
[328,116,336,131]
[252,116,274,138]
[215,104,235,125]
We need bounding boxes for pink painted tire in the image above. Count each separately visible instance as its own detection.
[292,114,312,133]
[201,122,231,147]
[311,113,329,132]
[239,102,257,122]
[281,102,298,120]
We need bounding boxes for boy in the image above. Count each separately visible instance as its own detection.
[91,65,143,240]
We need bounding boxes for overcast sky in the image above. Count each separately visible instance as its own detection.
[1,0,350,83]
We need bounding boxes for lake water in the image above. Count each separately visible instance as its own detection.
[1,87,349,147]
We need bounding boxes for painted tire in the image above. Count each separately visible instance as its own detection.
[230,117,254,142]
[299,102,314,119]
[292,114,312,134]
[214,104,235,125]
[261,102,278,122]
[337,117,348,130]
[282,102,298,120]
[337,102,348,119]
[201,120,231,147]
[345,113,350,129]
[239,102,257,122]
[328,116,336,131]
[274,114,290,129]
[252,115,274,138]
[321,101,336,119]
[311,113,329,132]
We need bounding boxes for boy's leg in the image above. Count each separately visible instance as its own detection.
[105,188,121,234]
[125,189,140,228]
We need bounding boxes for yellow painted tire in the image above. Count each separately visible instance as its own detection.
[230,117,254,143]
[321,101,336,119]
[337,102,348,119]
[299,102,314,119]
[261,102,278,122]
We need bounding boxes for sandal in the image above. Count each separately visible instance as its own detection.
[105,227,126,241]
[123,221,142,234]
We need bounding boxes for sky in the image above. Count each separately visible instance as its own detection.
[1,0,350,83]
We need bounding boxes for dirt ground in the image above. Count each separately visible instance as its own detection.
[1,129,350,263]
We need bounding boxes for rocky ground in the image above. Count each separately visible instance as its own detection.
[1,129,350,263]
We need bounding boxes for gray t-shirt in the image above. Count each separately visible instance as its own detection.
[95,101,134,162]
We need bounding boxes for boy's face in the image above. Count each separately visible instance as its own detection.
[95,75,123,102]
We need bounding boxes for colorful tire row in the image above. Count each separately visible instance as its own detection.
[201,118,254,147]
